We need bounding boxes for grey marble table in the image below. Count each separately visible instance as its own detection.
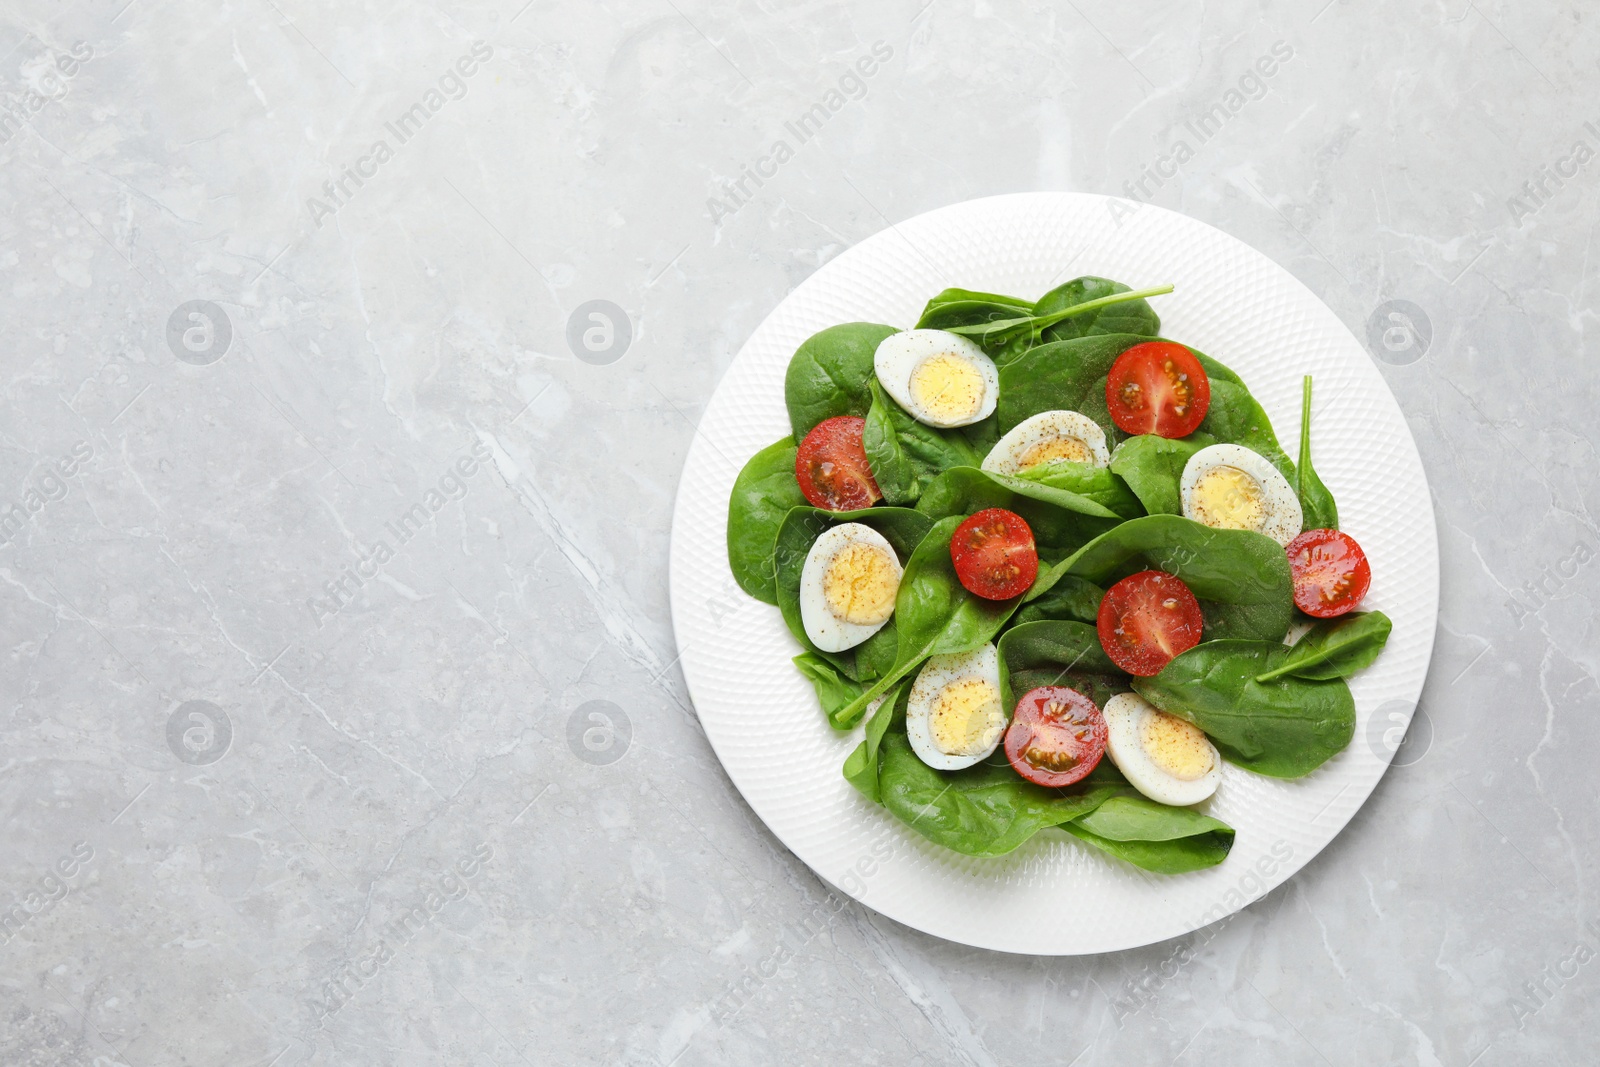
[1,0,1594,1064]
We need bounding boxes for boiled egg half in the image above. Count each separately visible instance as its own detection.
[799,523,903,652]
[873,330,999,428]
[905,644,1007,770]
[982,410,1110,475]
[1103,692,1222,806]
[1179,443,1303,547]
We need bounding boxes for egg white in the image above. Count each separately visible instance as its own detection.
[798,523,902,653]
[905,644,1008,771]
[1103,692,1221,806]
[1179,442,1303,547]
[982,410,1110,475]
[873,329,999,428]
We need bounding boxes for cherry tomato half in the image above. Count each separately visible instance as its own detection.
[1105,341,1211,438]
[794,416,881,511]
[950,508,1038,600]
[1096,570,1205,677]
[1287,528,1371,617]
[1005,686,1108,787]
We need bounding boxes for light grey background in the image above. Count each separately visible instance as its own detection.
[0,1,1594,1064]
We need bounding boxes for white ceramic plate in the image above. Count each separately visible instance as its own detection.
[667,193,1438,955]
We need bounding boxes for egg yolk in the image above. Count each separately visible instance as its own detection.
[1190,465,1267,531]
[822,542,898,625]
[930,677,1005,756]
[1140,711,1214,781]
[909,352,984,422]
[1018,435,1092,469]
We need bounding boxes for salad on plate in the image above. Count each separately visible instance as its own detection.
[726,277,1390,874]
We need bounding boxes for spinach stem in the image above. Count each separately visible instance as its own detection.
[1027,284,1175,332]
[1298,374,1313,494]
[946,284,1176,342]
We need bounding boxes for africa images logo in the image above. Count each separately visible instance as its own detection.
[166,300,232,365]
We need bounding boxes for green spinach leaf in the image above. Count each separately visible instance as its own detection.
[917,288,1036,327]
[876,734,1127,856]
[1028,514,1296,643]
[1133,640,1356,778]
[986,469,1128,522]
[773,506,934,683]
[863,380,982,505]
[1011,575,1105,626]
[915,289,1037,365]
[1201,378,1295,482]
[841,678,909,803]
[874,736,1232,869]
[1034,276,1161,342]
[784,322,898,439]
[1063,795,1235,873]
[944,285,1173,353]
[996,333,1145,440]
[997,621,1121,675]
[828,515,1022,729]
[793,652,864,720]
[1010,459,1145,519]
[1108,432,1215,516]
[913,467,1122,560]
[727,437,806,603]
[1255,611,1391,683]
[996,620,1126,711]
[1295,375,1339,529]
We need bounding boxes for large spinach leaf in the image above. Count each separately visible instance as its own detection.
[863,381,982,505]
[727,437,806,603]
[1256,611,1391,683]
[1011,575,1104,627]
[1035,276,1161,342]
[1108,432,1214,516]
[913,466,1124,560]
[1295,375,1339,530]
[1028,514,1296,643]
[784,322,898,439]
[996,333,1144,440]
[1063,795,1235,873]
[916,288,1035,327]
[874,736,1233,869]
[916,289,1037,365]
[876,734,1127,857]
[1010,459,1145,519]
[943,285,1172,355]
[996,620,1126,712]
[1133,640,1356,778]
[997,620,1121,676]
[773,506,933,683]
[1201,378,1295,482]
[828,515,1021,729]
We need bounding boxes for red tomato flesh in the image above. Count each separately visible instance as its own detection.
[1097,570,1205,676]
[1105,341,1211,438]
[1287,529,1371,617]
[950,508,1038,600]
[795,416,881,511]
[1005,686,1107,787]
